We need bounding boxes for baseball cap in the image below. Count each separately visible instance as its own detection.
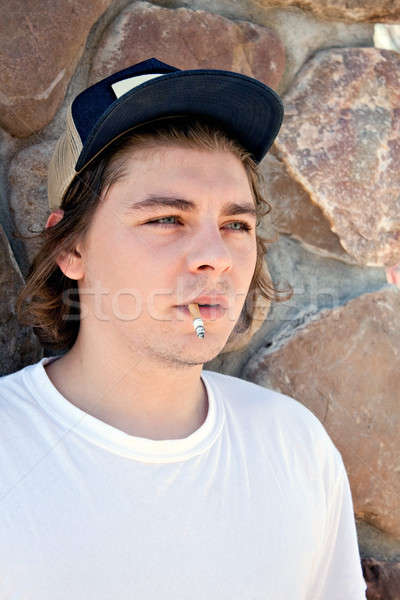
[47,57,284,210]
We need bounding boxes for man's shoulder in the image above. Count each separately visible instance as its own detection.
[0,361,32,396]
[203,369,317,423]
[0,359,43,424]
[202,369,341,463]
[0,359,38,392]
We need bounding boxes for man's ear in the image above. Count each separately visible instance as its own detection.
[56,246,85,281]
[45,210,85,281]
[45,210,64,229]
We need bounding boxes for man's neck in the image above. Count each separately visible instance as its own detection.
[44,343,208,441]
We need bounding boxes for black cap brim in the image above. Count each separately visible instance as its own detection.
[75,69,284,171]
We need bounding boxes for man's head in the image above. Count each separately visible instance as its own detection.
[17,59,291,359]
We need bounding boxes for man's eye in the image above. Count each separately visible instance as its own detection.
[146,217,252,232]
[146,216,181,227]
[227,221,252,232]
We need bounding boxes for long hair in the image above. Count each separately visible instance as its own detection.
[16,116,292,352]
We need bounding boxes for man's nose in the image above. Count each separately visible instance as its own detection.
[185,223,233,274]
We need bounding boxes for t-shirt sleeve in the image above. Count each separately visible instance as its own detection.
[307,458,368,600]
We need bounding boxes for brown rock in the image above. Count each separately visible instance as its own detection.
[243,288,400,537]
[260,153,351,262]
[357,518,400,564]
[0,225,42,375]
[258,0,400,24]
[152,2,373,95]
[275,47,400,267]
[90,1,285,89]
[362,558,400,600]
[0,0,112,137]
[261,8,372,94]
[8,140,55,266]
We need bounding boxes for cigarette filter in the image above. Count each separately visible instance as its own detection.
[188,303,205,339]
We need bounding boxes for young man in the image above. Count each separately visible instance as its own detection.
[1,58,367,598]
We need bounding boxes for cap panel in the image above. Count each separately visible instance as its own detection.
[71,58,179,144]
[111,73,168,98]
[47,104,83,210]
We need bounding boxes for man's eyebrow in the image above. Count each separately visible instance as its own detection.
[125,195,257,218]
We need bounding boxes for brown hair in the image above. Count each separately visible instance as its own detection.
[16,116,292,352]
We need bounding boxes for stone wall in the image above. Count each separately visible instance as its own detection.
[1,1,400,597]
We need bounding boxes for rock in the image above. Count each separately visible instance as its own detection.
[8,140,55,271]
[0,224,42,376]
[362,558,400,600]
[374,24,400,52]
[275,47,400,267]
[257,0,400,24]
[90,1,285,90]
[258,8,372,94]
[243,287,400,537]
[253,235,388,349]
[143,2,372,93]
[357,519,400,564]
[0,0,112,137]
[259,154,351,263]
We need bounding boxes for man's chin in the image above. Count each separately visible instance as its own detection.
[124,322,232,365]
[156,339,229,369]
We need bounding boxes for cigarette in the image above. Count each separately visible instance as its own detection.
[188,303,205,339]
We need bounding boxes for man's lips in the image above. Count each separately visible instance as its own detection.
[176,295,229,309]
[174,295,229,322]
[175,304,227,320]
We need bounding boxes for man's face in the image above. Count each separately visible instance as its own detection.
[75,144,258,367]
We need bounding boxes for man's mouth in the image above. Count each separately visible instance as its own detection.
[175,304,227,320]
[183,294,229,309]
[174,292,230,321]
[197,303,218,307]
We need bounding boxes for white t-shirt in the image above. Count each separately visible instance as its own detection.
[0,356,367,600]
